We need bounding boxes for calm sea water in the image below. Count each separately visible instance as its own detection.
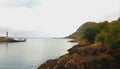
[0,38,77,69]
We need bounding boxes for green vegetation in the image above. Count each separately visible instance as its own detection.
[68,22,97,39]
[69,19,120,49]
[77,19,120,49]
[38,18,120,69]
[82,27,98,42]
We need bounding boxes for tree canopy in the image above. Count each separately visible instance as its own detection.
[81,19,120,49]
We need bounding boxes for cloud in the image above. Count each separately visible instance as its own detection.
[0,0,119,37]
[0,0,41,8]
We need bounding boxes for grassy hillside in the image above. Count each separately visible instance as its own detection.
[68,22,97,39]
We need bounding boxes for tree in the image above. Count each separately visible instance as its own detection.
[95,31,108,44]
[105,22,120,49]
[83,27,98,42]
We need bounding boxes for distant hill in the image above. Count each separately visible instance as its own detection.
[67,22,97,39]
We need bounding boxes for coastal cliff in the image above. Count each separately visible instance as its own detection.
[38,18,120,69]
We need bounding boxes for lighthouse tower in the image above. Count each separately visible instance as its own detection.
[6,32,8,37]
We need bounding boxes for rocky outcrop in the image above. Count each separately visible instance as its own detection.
[38,19,120,69]
[38,42,120,69]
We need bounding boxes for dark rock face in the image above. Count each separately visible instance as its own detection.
[38,42,120,69]
[38,59,57,69]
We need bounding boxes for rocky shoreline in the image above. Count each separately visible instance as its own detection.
[38,40,120,69]
[38,18,120,69]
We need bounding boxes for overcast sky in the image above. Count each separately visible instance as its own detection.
[0,0,120,37]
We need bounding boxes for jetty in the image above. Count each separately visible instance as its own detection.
[0,32,26,42]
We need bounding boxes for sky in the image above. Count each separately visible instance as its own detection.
[0,0,120,37]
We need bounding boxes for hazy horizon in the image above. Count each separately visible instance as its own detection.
[0,0,120,37]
